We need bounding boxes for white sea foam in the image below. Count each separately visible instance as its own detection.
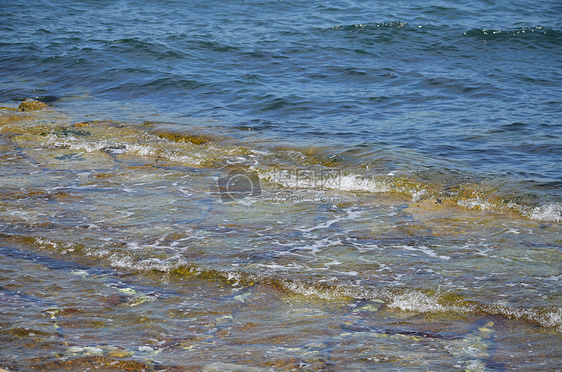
[339,175,390,193]
[399,245,451,260]
[225,156,248,165]
[457,198,492,210]
[297,219,339,232]
[113,255,187,272]
[126,143,154,157]
[296,237,342,254]
[490,303,562,333]
[109,253,134,269]
[280,280,339,300]
[344,206,362,220]
[178,187,193,197]
[412,189,427,202]
[69,346,104,355]
[256,262,305,270]
[324,260,343,267]
[260,171,389,193]
[387,291,450,313]
[45,135,204,165]
[530,203,562,222]
[298,207,361,233]
[351,242,380,253]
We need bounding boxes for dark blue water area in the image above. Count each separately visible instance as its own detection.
[1,0,561,199]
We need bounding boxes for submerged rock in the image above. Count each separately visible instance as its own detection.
[33,95,59,103]
[18,99,48,111]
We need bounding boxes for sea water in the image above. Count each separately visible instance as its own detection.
[1,0,561,370]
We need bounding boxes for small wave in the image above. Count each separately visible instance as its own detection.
[104,38,187,60]
[143,77,208,91]
[4,111,560,225]
[260,170,390,193]
[326,21,412,46]
[104,38,189,58]
[40,127,562,223]
[119,257,562,334]
[483,303,562,334]
[417,75,498,97]
[4,227,561,334]
[331,21,408,32]
[387,291,451,313]
[256,94,312,112]
[464,27,562,47]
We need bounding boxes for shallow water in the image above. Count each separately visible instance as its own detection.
[1,0,562,370]
[0,108,560,370]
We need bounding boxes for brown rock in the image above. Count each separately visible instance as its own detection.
[18,99,48,111]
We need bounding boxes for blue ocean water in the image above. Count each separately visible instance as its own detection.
[2,0,561,202]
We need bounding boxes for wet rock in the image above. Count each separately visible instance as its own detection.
[351,299,385,314]
[68,346,104,356]
[156,131,210,145]
[32,356,154,371]
[18,99,48,111]
[107,348,133,358]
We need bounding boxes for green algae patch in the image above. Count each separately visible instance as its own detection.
[28,356,155,371]
[18,99,48,112]
[156,131,211,145]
